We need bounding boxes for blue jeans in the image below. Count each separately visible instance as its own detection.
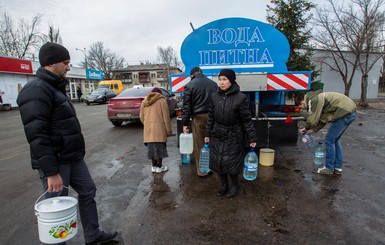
[38,159,102,244]
[324,112,357,170]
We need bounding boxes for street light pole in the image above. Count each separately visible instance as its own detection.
[76,47,87,69]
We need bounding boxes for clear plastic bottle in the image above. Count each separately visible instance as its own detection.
[302,133,316,149]
[243,148,259,181]
[181,153,190,165]
[313,140,325,171]
[179,133,193,154]
[199,143,210,173]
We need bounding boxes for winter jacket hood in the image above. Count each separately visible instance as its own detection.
[142,92,164,107]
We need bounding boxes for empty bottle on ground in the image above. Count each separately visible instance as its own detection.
[199,143,210,173]
[243,148,258,181]
[313,140,325,171]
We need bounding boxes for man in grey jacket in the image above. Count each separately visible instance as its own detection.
[17,42,118,245]
[182,67,217,176]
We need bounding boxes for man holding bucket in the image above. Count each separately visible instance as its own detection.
[17,42,118,245]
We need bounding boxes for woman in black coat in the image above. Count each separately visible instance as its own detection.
[204,69,257,198]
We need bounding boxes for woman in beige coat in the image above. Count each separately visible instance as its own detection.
[140,88,173,173]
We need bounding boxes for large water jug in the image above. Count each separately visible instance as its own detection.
[313,140,325,171]
[243,148,259,181]
[199,143,210,173]
[179,133,193,154]
[302,133,316,149]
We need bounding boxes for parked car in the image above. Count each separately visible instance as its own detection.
[84,88,117,105]
[107,87,177,126]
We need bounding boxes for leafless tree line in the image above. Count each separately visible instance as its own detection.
[312,0,385,106]
[1,0,385,105]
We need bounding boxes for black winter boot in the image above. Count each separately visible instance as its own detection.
[217,174,228,196]
[227,174,240,198]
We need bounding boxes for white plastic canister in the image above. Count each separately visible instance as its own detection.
[179,133,193,154]
[35,196,78,244]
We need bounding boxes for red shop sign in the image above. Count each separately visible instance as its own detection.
[0,56,33,74]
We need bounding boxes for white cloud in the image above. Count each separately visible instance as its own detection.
[2,0,275,67]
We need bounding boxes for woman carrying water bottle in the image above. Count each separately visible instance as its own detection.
[204,69,257,198]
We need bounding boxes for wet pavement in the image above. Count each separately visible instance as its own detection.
[1,97,385,244]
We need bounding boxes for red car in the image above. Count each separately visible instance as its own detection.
[107,87,177,126]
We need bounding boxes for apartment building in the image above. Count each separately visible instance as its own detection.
[112,64,182,90]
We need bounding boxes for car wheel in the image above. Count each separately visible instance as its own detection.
[86,102,90,106]
[111,120,123,127]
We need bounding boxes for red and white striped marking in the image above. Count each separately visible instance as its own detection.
[267,73,309,90]
[171,76,191,92]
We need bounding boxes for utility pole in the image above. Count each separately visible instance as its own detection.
[76,47,87,69]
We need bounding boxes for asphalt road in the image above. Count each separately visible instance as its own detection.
[0,100,385,245]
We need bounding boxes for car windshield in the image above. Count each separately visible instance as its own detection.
[118,88,153,97]
[91,89,107,95]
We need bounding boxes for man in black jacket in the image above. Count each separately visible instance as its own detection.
[17,42,117,245]
[182,67,217,176]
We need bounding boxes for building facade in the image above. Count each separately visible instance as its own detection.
[112,64,182,90]
[311,49,382,99]
[0,56,103,107]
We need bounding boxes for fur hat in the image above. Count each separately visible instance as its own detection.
[219,69,236,84]
[39,42,70,67]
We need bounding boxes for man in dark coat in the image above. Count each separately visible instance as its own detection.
[182,67,217,176]
[204,69,257,198]
[17,42,117,245]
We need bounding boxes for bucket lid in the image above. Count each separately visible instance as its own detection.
[35,197,78,213]
[260,148,275,153]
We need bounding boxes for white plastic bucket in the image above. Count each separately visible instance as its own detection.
[35,194,78,244]
[259,148,275,167]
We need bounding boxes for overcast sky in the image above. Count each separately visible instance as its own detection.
[1,0,322,69]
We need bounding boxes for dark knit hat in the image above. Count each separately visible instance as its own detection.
[190,67,202,76]
[39,42,70,67]
[219,69,236,84]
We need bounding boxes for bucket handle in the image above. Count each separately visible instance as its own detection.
[35,186,69,207]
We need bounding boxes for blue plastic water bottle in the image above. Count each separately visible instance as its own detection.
[313,140,325,171]
[181,154,190,164]
[243,148,258,181]
[199,143,210,173]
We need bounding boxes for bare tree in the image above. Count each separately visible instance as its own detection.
[86,42,126,80]
[354,0,385,106]
[0,11,42,59]
[157,46,181,89]
[157,46,180,67]
[312,0,385,106]
[45,25,62,44]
